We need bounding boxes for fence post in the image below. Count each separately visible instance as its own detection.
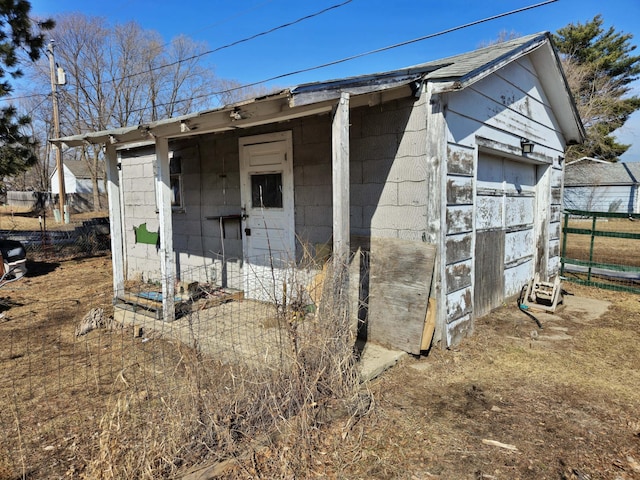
[587,214,597,282]
[561,212,569,276]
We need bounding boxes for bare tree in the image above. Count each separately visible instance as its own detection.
[215,78,280,106]
[24,14,221,210]
[477,29,521,48]
[15,95,54,192]
[16,13,284,210]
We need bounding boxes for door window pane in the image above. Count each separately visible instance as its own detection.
[251,173,283,208]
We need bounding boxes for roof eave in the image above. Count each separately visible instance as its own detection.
[530,36,586,145]
[288,64,448,107]
[428,33,585,146]
[428,33,550,93]
[52,81,421,149]
[51,91,293,148]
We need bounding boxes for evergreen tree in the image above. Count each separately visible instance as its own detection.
[0,0,53,180]
[554,15,640,161]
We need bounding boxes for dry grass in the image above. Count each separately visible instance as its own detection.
[564,217,640,266]
[0,205,108,232]
[289,286,640,479]
[0,247,361,479]
[1,207,639,479]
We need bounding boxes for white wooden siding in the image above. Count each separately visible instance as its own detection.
[443,143,475,333]
[476,155,536,298]
[443,54,569,344]
[445,57,566,155]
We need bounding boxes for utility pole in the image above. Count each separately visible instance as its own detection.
[48,40,66,222]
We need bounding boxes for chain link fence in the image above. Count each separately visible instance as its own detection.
[1,216,111,260]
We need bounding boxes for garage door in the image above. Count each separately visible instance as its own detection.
[474,154,537,316]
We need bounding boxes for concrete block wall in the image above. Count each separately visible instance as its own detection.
[350,95,429,240]
[120,147,162,282]
[291,114,333,256]
[117,95,430,284]
[166,135,245,290]
[290,96,431,255]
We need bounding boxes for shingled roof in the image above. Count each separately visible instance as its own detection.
[290,33,548,99]
[565,159,640,186]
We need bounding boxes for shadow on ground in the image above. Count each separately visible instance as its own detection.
[25,259,60,278]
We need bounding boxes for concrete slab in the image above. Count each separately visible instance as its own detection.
[526,295,611,326]
[561,294,611,323]
[357,342,408,382]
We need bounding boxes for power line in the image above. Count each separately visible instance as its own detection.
[14,0,558,123]
[160,0,275,51]
[3,0,350,104]
[81,0,353,88]
[76,1,277,64]
[124,0,559,115]
[24,94,51,117]
[1,91,49,102]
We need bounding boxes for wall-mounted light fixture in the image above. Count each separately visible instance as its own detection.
[139,125,152,138]
[230,107,245,121]
[521,138,534,154]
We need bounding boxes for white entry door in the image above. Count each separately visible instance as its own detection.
[239,131,295,301]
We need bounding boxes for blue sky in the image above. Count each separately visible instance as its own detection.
[29,0,640,160]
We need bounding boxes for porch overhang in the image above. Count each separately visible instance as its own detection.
[50,79,422,149]
[53,75,424,325]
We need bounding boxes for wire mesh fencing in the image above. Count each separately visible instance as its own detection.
[0,253,360,479]
[561,209,640,293]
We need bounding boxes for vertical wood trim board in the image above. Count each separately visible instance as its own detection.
[105,144,124,295]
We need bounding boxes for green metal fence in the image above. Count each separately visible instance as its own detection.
[561,209,640,293]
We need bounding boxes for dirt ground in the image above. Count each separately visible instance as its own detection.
[2,255,638,479]
[323,285,640,480]
[0,209,639,479]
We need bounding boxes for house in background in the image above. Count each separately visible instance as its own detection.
[53,32,584,352]
[564,157,640,213]
[50,160,106,212]
[50,160,105,195]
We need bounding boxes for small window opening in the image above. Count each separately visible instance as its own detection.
[251,173,283,208]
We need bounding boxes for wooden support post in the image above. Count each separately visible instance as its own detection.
[155,137,176,322]
[332,92,350,266]
[332,92,350,311]
[424,85,446,346]
[105,143,125,296]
